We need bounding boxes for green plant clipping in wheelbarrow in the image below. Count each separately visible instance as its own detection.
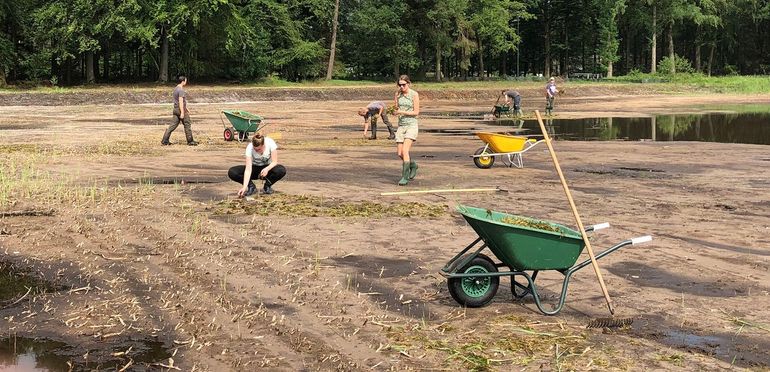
[221,110,264,142]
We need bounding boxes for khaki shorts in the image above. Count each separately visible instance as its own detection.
[395,125,418,143]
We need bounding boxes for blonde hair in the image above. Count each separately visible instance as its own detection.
[398,75,411,84]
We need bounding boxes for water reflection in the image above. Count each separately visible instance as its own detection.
[0,337,69,372]
[503,113,770,145]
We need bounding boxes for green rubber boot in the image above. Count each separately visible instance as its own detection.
[398,162,409,186]
[408,160,418,180]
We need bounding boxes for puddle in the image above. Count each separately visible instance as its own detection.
[423,110,770,145]
[663,330,726,355]
[493,113,770,144]
[0,336,172,371]
[0,337,70,371]
[0,262,55,303]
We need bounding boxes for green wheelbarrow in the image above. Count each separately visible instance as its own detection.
[441,205,652,315]
[492,104,522,118]
[220,110,265,142]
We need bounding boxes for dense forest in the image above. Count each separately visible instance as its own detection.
[1,0,769,86]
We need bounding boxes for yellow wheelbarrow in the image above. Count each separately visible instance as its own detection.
[472,132,544,169]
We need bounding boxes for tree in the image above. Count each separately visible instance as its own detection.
[595,0,626,77]
[326,0,340,80]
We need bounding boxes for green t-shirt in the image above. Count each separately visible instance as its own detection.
[397,89,418,126]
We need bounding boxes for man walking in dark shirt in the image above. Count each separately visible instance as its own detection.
[161,75,198,146]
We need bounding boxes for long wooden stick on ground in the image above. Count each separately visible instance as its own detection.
[381,187,505,196]
[535,110,615,315]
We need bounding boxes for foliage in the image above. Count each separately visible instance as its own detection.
[657,54,695,74]
[0,0,769,85]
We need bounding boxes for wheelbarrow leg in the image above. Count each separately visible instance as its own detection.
[513,271,573,315]
[511,271,538,299]
[441,237,484,274]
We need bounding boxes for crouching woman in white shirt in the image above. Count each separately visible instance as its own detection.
[228,133,286,196]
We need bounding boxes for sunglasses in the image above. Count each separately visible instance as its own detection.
[397,82,408,87]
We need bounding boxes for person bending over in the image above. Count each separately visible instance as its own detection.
[357,101,396,140]
[501,89,523,117]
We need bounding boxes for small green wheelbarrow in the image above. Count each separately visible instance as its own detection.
[441,205,652,315]
[492,104,522,118]
[220,110,266,142]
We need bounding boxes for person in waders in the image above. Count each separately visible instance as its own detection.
[545,77,559,116]
[393,75,420,186]
[357,101,396,140]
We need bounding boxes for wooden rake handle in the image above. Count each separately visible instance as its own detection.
[535,110,615,315]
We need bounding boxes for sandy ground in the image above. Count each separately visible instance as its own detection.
[0,89,769,371]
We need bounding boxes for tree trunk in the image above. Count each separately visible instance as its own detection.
[695,44,701,72]
[159,25,169,82]
[668,22,675,74]
[544,23,551,77]
[103,42,111,81]
[477,38,484,81]
[435,43,442,81]
[693,25,701,72]
[607,33,614,77]
[707,44,715,76]
[651,4,656,73]
[0,69,6,87]
[326,0,340,80]
[501,52,507,77]
[86,51,95,84]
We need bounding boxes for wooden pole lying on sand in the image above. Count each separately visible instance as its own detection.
[535,110,615,315]
[381,187,506,196]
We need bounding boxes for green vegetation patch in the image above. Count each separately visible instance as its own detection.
[499,216,561,233]
[0,261,54,303]
[381,314,604,370]
[0,141,160,157]
[282,138,391,150]
[214,194,446,218]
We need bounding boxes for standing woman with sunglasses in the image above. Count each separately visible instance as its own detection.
[393,75,420,186]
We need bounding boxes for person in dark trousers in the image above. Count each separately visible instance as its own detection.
[161,75,197,146]
[228,133,286,196]
[501,89,523,117]
[357,101,396,140]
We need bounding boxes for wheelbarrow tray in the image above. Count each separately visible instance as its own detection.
[457,205,584,270]
[222,110,263,133]
[475,132,533,154]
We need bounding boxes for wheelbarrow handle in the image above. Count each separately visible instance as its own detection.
[631,235,653,245]
[585,222,610,232]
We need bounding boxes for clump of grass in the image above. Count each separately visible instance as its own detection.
[214,194,446,218]
[658,352,685,366]
[499,216,560,233]
[0,153,156,207]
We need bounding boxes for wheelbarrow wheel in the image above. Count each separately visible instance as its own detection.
[223,128,234,141]
[473,147,495,169]
[448,254,499,308]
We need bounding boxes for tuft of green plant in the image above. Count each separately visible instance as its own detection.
[499,216,560,233]
[214,194,446,218]
[658,352,685,366]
